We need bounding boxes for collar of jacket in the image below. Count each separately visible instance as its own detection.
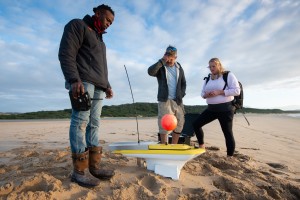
[82,15,107,36]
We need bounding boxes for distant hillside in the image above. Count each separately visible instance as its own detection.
[0,102,299,120]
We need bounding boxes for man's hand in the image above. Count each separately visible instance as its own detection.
[105,88,113,99]
[71,82,85,98]
[162,55,170,63]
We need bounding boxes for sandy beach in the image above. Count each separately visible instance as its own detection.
[0,114,299,199]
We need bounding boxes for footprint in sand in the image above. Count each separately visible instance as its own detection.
[4,173,62,199]
[233,153,251,162]
[182,188,207,199]
[240,147,260,150]
[139,175,164,195]
[266,163,287,170]
[206,146,220,151]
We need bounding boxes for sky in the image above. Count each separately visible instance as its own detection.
[0,0,300,113]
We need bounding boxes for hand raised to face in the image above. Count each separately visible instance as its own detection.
[162,54,171,63]
[162,54,176,67]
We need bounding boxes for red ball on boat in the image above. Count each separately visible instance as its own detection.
[161,114,177,131]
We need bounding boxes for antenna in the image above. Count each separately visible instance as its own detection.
[242,111,250,126]
[124,65,140,143]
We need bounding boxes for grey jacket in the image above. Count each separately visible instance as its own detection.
[148,59,186,105]
[58,15,111,90]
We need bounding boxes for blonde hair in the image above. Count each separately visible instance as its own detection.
[209,58,226,79]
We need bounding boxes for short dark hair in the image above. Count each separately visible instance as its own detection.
[93,4,115,16]
[165,45,177,56]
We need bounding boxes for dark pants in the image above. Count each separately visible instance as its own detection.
[192,109,235,156]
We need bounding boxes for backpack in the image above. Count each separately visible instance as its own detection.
[222,71,243,112]
[204,71,250,125]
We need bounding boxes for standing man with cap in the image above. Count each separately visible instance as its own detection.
[58,4,115,187]
[148,46,186,144]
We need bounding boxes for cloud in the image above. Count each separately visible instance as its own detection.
[0,0,300,112]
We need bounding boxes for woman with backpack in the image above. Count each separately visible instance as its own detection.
[192,58,240,157]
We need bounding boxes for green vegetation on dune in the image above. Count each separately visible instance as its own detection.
[0,102,299,120]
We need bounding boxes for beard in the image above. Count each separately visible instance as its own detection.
[166,61,174,66]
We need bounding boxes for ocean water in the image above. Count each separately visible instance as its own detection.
[287,113,300,118]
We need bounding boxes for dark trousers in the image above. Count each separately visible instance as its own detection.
[192,109,235,156]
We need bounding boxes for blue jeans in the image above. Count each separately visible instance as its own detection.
[68,82,105,153]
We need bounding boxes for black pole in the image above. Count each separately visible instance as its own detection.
[124,65,140,143]
[242,111,250,126]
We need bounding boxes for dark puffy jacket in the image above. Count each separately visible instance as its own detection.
[58,15,111,90]
[148,59,186,105]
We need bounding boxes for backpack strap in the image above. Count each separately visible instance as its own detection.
[222,71,230,90]
[205,71,230,87]
[204,74,211,84]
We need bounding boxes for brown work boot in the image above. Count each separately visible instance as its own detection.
[89,146,115,180]
[71,150,100,187]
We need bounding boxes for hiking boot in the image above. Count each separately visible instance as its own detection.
[71,150,100,187]
[89,146,115,180]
